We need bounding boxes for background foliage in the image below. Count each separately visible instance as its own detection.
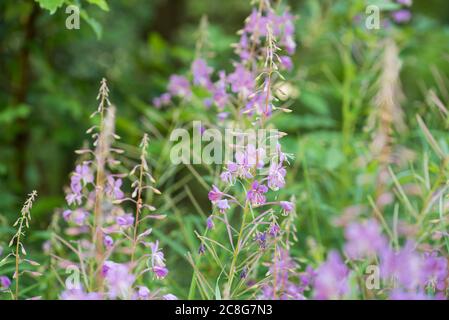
[1,0,449,299]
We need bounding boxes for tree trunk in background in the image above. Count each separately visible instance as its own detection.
[13,3,39,187]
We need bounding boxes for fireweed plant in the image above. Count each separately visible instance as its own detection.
[151,0,449,300]
[51,79,175,300]
[155,0,300,299]
[0,191,40,300]
[2,0,449,301]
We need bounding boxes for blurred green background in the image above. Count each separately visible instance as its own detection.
[2,0,449,297]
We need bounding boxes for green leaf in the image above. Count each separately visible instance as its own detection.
[80,10,102,39]
[0,104,31,124]
[34,0,65,14]
[86,0,109,11]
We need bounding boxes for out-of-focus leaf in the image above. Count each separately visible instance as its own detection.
[0,104,31,124]
[80,10,102,39]
[34,0,64,14]
[86,0,109,11]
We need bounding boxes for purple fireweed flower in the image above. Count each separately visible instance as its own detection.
[244,9,268,37]
[149,241,166,269]
[269,222,280,237]
[0,276,11,289]
[208,185,223,202]
[220,150,254,184]
[212,71,229,109]
[380,242,424,290]
[198,243,206,255]
[247,181,268,206]
[246,144,265,169]
[217,112,229,121]
[344,219,387,260]
[280,201,294,215]
[73,209,88,226]
[279,56,293,71]
[106,176,124,200]
[62,209,72,221]
[228,63,254,97]
[260,250,306,300]
[422,252,448,290]
[153,93,171,108]
[313,251,350,300]
[216,199,230,213]
[104,235,114,248]
[243,92,265,116]
[163,294,178,300]
[392,9,412,23]
[389,290,430,300]
[206,215,214,230]
[60,288,102,300]
[74,164,94,185]
[153,266,168,279]
[136,286,150,299]
[255,231,267,250]
[103,261,136,299]
[191,58,213,89]
[267,162,286,191]
[168,75,191,98]
[66,189,81,203]
[116,214,134,228]
[240,266,248,279]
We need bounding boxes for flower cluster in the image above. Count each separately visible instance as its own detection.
[56,79,175,300]
[153,0,296,123]
[306,219,448,300]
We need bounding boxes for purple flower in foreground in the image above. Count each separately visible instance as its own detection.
[216,199,230,213]
[60,288,102,300]
[247,181,268,206]
[191,58,213,89]
[255,231,267,250]
[0,276,11,289]
[228,63,254,97]
[153,93,171,108]
[267,162,286,191]
[106,176,124,200]
[313,251,349,300]
[198,243,206,255]
[168,75,191,98]
[103,261,135,299]
[279,56,293,71]
[74,164,94,185]
[344,219,387,260]
[73,209,88,226]
[206,216,214,230]
[163,294,178,300]
[116,214,134,228]
[392,10,412,23]
[240,267,248,279]
[389,290,430,300]
[149,242,164,263]
[137,286,150,299]
[208,185,223,202]
[153,266,168,279]
[260,250,306,300]
[269,223,280,237]
[422,252,448,290]
[380,242,423,290]
[104,235,114,248]
[62,209,72,221]
[280,201,294,215]
[212,71,229,109]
